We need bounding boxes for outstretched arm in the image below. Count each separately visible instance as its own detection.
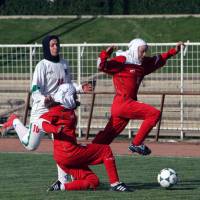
[144,41,185,75]
[161,41,185,60]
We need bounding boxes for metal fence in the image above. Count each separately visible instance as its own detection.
[0,43,199,139]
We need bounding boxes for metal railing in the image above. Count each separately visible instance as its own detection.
[0,43,199,139]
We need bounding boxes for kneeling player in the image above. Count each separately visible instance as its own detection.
[38,83,131,192]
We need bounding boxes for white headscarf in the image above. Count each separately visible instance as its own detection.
[116,38,147,65]
[53,83,77,109]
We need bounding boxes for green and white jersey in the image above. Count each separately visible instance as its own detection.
[30,58,82,122]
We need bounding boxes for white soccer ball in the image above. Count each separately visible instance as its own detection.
[157,168,178,188]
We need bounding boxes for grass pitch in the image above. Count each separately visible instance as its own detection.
[0,153,200,200]
[0,17,200,44]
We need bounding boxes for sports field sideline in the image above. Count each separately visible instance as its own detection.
[0,138,200,157]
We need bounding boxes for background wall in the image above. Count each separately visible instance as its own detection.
[0,0,200,15]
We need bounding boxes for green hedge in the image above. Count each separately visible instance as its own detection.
[0,0,200,15]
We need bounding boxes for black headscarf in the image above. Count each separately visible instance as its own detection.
[42,35,60,63]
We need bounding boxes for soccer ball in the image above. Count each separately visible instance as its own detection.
[157,168,178,188]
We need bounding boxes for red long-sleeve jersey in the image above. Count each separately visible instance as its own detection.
[40,105,77,152]
[99,48,177,100]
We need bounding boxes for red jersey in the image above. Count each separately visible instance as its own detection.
[99,48,177,100]
[40,105,77,152]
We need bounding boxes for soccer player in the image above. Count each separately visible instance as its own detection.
[92,38,184,155]
[3,35,92,183]
[38,83,130,192]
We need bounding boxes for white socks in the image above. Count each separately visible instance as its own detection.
[13,119,28,142]
[111,182,120,187]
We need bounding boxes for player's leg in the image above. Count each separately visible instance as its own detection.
[83,144,131,191]
[64,167,99,191]
[3,114,44,151]
[92,116,129,144]
[20,122,45,151]
[66,143,131,191]
[57,164,72,183]
[119,100,160,155]
[3,114,27,140]
[48,165,99,191]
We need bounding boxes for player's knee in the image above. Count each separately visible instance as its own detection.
[22,135,39,151]
[154,109,161,121]
[86,174,100,189]
[104,145,113,157]
[148,109,161,126]
[25,145,37,151]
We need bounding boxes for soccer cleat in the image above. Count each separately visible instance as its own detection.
[128,144,151,155]
[47,180,61,192]
[110,182,131,192]
[3,114,18,129]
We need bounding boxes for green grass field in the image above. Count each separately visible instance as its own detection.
[0,153,200,200]
[0,17,200,44]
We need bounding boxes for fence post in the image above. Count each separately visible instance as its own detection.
[29,46,33,88]
[155,93,165,142]
[180,45,184,140]
[85,93,96,140]
[77,45,82,137]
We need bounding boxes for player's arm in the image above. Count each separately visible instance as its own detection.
[98,46,125,74]
[42,121,63,134]
[38,114,62,134]
[31,62,48,104]
[161,41,184,60]
[144,42,184,75]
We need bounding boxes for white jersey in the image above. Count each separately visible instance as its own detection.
[30,58,82,122]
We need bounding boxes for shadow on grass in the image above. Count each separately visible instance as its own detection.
[26,17,96,44]
[26,18,79,44]
[58,18,96,38]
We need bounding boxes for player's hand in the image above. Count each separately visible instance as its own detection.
[82,83,93,93]
[175,41,185,53]
[57,125,65,134]
[44,95,55,108]
[106,46,117,56]
[73,93,81,108]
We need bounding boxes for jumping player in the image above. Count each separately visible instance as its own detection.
[92,38,184,155]
[38,83,130,192]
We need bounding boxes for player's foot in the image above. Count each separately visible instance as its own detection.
[110,182,132,192]
[47,180,61,192]
[0,127,7,137]
[3,114,18,129]
[128,144,151,155]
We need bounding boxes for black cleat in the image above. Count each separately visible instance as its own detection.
[47,180,61,192]
[110,182,132,192]
[128,144,151,155]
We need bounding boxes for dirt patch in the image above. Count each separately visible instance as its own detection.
[0,138,200,157]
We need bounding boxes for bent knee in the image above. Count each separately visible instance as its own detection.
[154,109,161,120]
[147,109,161,126]
[86,174,100,189]
[24,145,37,151]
